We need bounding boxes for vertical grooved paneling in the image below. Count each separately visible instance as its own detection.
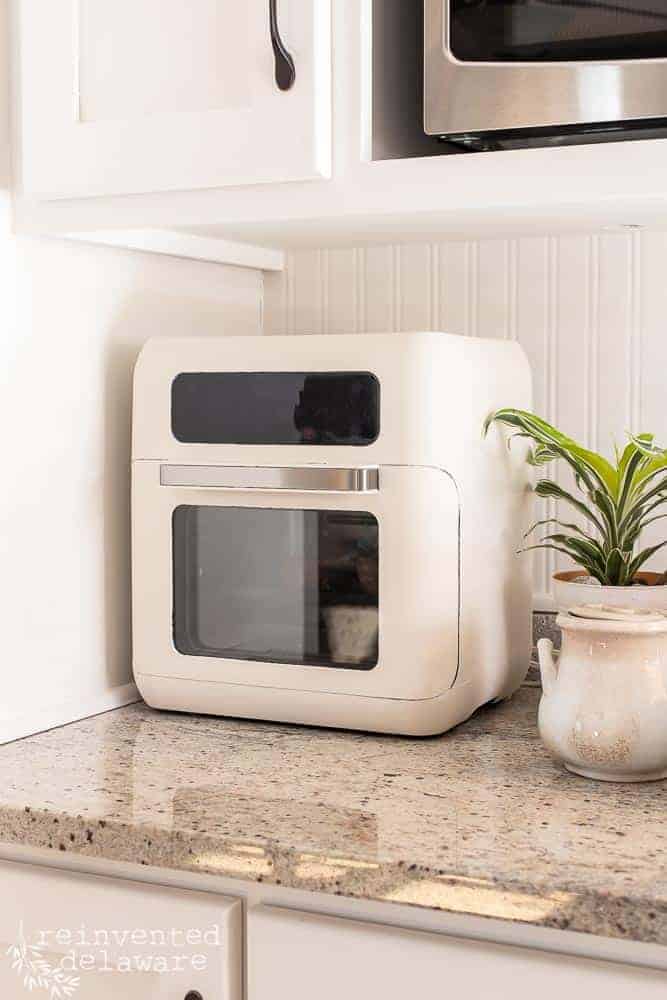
[392,244,401,332]
[465,242,473,336]
[631,231,643,433]
[587,235,600,453]
[477,240,509,338]
[437,242,468,336]
[287,250,296,335]
[427,244,433,330]
[516,236,550,602]
[546,236,559,593]
[471,241,479,336]
[261,230,664,604]
[291,250,323,335]
[508,239,519,341]
[597,233,631,457]
[636,231,667,564]
[261,262,288,336]
[356,248,366,334]
[398,244,432,331]
[321,249,329,335]
[364,246,394,332]
[352,248,360,334]
[430,244,440,330]
[325,249,357,334]
[556,237,590,580]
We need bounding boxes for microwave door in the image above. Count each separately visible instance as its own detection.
[450,0,667,63]
[425,0,667,138]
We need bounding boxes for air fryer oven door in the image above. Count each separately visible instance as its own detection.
[132,462,460,702]
[425,0,667,138]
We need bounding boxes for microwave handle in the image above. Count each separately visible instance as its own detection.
[159,465,380,493]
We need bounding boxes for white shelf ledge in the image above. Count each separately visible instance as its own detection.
[61,227,286,271]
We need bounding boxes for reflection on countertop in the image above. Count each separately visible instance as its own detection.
[0,687,665,945]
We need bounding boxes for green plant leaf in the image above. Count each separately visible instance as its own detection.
[605,548,628,586]
[616,443,651,520]
[485,409,618,495]
[589,488,619,548]
[520,543,606,583]
[539,533,608,576]
[626,542,667,580]
[526,443,560,467]
[618,489,667,536]
[524,517,592,540]
[619,483,667,542]
[483,411,667,587]
[618,435,653,475]
[632,462,667,497]
[533,480,606,535]
[628,433,663,458]
[625,435,667,494]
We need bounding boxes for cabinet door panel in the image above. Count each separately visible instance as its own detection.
[248,905,667,1000]
[0,861,241,999]
[18,0,331,198]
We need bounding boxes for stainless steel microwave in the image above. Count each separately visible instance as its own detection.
[424,0,667,148]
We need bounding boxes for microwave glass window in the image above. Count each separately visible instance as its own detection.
[173,506,379,669]
[450,0,667,62]
[171,372,380,445]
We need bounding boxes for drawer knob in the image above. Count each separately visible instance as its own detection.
[184,992,203,1000]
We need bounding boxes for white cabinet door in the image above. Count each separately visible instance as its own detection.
[0,861,242,999]
[17,0,331,199]
[248,906,667,1000]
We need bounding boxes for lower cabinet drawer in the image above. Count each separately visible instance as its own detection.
[248,905,666,1000]
[0,861,242,1000]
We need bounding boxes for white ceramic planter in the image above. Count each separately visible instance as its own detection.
[553,570,667,613]
[537,605,667,782]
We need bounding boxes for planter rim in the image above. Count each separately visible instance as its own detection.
[556,610,667,635]
[554,569,667,591]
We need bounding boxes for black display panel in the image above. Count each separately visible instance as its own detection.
[450,0,667,63]
[171,372,380,445]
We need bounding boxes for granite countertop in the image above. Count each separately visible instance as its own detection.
[0,686,666,947]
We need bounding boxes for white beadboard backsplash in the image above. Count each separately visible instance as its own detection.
[263,231,667,609]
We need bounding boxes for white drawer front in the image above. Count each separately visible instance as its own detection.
[248,905,666,1000]
[0,861,241,1000]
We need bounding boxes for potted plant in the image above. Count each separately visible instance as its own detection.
[483,409,667,610]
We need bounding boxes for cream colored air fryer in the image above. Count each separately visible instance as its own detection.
[131,332,532,735]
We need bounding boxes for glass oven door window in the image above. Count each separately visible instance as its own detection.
[173,506,379,670]
[450,0,667,63]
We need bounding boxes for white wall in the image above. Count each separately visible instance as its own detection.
[264,235,667,608]
[0,213,262,742]
[0,0,265,743]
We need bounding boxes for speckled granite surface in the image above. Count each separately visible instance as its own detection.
[0,688,665,946]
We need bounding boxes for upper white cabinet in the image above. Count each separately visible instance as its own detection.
[17,0,331,199]
[13,0,667,257]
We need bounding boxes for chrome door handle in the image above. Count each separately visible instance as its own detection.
[269,0,296,91]
[160,466,379,493]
